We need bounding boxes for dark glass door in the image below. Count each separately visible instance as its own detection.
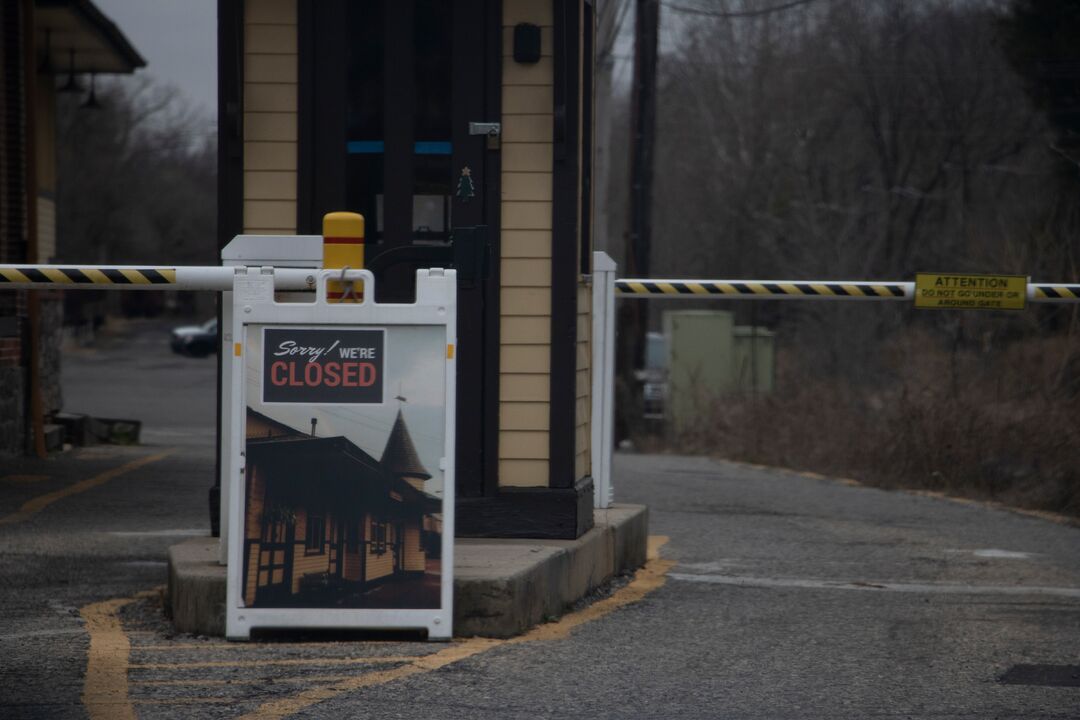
[299,0,500,498]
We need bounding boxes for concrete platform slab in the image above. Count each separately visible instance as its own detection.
[166,504,648,639]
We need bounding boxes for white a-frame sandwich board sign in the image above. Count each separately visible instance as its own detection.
[225,267,456,640]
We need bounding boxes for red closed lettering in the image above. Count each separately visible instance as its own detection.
[323,362,341,387]
[270,361,288,386]
[358,362,376,387]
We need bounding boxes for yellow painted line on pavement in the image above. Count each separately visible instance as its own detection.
[132,656,416,670]
[239,535,675,719]
[0,450,174,526]
[83,537,674,719]
[235,639,502,719]
[80,588,158,720]
[132,642,406,652]
[134,698,238,705]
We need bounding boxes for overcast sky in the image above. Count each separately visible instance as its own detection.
[93,0,217,120]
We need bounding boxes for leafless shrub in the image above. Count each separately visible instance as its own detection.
[667,325,1080,517]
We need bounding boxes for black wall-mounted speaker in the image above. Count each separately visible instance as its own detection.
[513,23,542,64]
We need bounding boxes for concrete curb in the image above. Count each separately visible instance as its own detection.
[166,504,648,639]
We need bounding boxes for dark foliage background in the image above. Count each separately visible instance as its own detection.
[622,0,1080,515]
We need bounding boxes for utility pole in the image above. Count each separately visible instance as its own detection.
[616,0,659,441]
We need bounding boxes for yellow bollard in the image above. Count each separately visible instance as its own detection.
[323,212,365,302]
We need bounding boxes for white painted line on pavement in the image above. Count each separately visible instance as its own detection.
[669,573,1080,598]
[944,548,1038,560]
[972,549,1037,559]
[107,529,207,537]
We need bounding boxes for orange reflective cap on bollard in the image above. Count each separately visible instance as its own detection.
[323,211,365,302]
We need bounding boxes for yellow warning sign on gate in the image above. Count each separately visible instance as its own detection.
[915,273,1027,310]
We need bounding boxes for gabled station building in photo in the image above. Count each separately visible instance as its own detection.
[0,0,143,455]
[219,0,599,540]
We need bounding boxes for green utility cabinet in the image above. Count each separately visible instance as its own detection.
[662,310,775,432]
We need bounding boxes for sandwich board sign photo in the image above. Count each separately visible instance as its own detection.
[225,266,456,640]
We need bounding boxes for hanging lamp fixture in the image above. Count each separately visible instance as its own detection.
[59,49,83,93]
[81,72,101,109]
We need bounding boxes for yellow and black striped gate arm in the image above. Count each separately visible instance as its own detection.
[615,279,1080,303]
[0,265,316,291]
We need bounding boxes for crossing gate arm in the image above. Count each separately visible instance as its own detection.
[616,279,1080,304]
[0,265,317,291]
[616,279,912,300]
[1032,284,1080,302]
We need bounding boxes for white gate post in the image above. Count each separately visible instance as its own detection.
[591,252,617,509]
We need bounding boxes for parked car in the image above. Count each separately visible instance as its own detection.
[170,318,218,357]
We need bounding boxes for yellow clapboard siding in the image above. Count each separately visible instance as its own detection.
[576,396,590,423]
[245,83,297,113]
[502,172,553,202]
[404,525,425,571]
[577,313,590,339]
[245,112,297,142]
[245,171,297,201]
[577,369,589,398]
[245,53,298,83]
[504,0,553,26]
[576,423,590,452]
[500,431,550,459]
[576,343,590,371]
[242,228,294,235]
[499,459,549,487]
[501,316,551,344]
[501,287,552,315]
[501,201,552,230]
[500,402,550,431]
[503,57,554,87]
[502,115,553,144]
[503,143,554,173]
[578,283,591,310]
[291,552,330,593]
[243,142,297,171]
[502,230,552,258]
[244,200,296,229]
[245,24,298,54]
[575,451,588,482]
[503,86,555,115]
[502,26,553,56]
[501,258,552,287]
[501,344,550,374]
[246,0,296,25]
[500,373,550,401]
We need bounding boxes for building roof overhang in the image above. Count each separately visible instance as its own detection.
[248,436,441,513]
[35,0,145,75]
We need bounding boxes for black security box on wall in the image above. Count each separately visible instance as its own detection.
[513,23,541,64]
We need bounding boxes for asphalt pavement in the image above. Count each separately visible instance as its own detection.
[0,319,1077,718]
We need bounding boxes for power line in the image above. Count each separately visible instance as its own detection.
[664,0,818,19]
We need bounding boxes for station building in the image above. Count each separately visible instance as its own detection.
[0,0,143,454]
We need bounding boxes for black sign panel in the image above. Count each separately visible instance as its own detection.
[262,327,384,404]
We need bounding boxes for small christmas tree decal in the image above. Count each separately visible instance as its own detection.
[456,165,475,202]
